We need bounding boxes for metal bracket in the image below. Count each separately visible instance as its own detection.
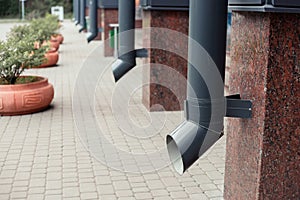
[135,48,148,58]
[183,94,252,126]
[225,94,252,118]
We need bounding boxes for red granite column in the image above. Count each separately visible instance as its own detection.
[224,12,300,200]
[102,9,118,57]
[142,10,188,111]
[95,8,102,40]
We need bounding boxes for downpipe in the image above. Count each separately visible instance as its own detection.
[111,0,147,82]
[78,0,86,32]
[74,0,80,25]
[73,0,76,22]
[86,0,98,42]
[166,0,252,174]
[166,0,228,174]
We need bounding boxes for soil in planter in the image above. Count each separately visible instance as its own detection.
[0,76,43,85]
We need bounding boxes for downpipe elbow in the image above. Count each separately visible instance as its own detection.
[78,25,85,33]
[167,121,223,175]
[86,32,97,43]
[112,58,136,82]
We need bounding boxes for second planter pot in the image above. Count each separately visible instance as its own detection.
[34,49,59,68]
[51,34,64,44]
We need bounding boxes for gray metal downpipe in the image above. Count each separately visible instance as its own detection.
[86,0,98,42]
[111,0,147,82]
[73,0,76,22]
[74,0,80,25]
[79,0,87,32]
[166,0,228,174]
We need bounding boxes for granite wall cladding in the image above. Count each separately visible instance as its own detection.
[224,12,300,200]
[142,10,189,111]
[103,9,118,57]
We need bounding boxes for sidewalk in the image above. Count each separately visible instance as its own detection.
[0,21,226,200]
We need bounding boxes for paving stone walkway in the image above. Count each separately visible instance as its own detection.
[0,21,226,200]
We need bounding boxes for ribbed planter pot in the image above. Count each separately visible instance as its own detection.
[33,49,59,68]
[0,76,54,116]
[51,34,64,44]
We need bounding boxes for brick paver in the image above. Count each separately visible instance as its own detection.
[0,20,226,200]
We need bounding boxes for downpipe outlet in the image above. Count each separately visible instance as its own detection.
[78,26,85,33]
[167,121,223,174]
[112,49,148,82]
[167,98,225,174]
[166,0,229,174]
[111,0,147,82]
[112,52,136,82]
[86,32,94,42]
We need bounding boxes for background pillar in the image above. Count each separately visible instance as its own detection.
[224,12,300,199]
[95,8,102,40]
[83,4,89,32]
[102,8,118,57]
[142,10,189,111]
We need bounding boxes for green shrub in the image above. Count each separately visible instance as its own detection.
[0,25,47,85]
[29,14,60,44]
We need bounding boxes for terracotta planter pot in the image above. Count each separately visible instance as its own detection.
[0,76,54,116]
[49,40,60,51]
[34,49,59,68]
[51,34,64,44]
[36,41,59,51]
